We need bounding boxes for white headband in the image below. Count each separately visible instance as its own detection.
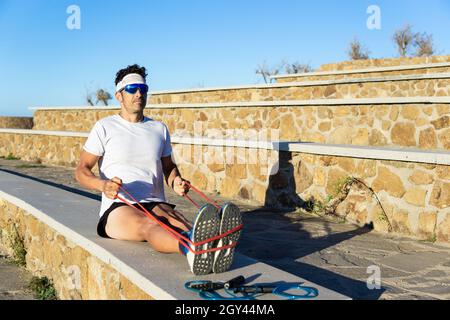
[116,73,146,93]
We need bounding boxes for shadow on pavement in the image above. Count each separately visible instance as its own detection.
[235,150,386,299]
[0,168,101,201]
[237,209,384,299]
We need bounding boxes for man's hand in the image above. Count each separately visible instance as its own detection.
[173,176,190,196]
[102,177,122,200]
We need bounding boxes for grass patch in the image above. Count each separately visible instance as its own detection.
[422,234,437,243]
[303,176,392,231]
[14,164,47,169]
[5,153,21,160]
[29,276,57,300]
[8,225,27,267]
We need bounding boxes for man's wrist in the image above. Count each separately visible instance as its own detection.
[171,175,181,189]
[98,179,107,193]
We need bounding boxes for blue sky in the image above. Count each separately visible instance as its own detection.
[0,0,449,116]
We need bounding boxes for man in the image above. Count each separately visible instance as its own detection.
[75,64,241,275]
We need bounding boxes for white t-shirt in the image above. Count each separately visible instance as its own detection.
[83,114,173,217]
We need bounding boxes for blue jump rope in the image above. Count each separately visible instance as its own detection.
[185,275,319,300]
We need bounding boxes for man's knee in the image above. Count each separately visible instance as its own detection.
[106,207,155,240]
[136,218,159,239]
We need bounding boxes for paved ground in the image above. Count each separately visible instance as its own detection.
[0,158,449,300]
[0,255,35,300]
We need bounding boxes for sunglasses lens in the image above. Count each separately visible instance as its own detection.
[140,84,148,94]
[124,84,148,94]
[124,86,137,94]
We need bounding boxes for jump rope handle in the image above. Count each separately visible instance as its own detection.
[224,275,246,289]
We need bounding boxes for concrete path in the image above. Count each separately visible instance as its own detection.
[0,158,449,300]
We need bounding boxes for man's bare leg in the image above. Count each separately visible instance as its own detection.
[105,205,190,253]
[151,204,193,231]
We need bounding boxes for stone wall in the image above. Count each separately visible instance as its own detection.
[319,55,450,72]
[31,103,450,151]
[0,132,448,242]
[288,153,449,243]
[276,66,450,83]
[0,199,152,299]
[175,144,449,242]
[0,117,33,129]
[148,77,450,104]
[0,133,85,167]
[276,55,450,82]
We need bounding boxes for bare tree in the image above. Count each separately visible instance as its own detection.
[84,85,95,106]
[347,38,370,60]
[86,93,95,106]
[255,61,285,84]
[256,60,313,83]
[414,32,434,56]
[96,89,112,106]
[285,62,313,74]
[393,25,416,57]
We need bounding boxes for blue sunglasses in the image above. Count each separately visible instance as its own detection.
[122,83,148,95]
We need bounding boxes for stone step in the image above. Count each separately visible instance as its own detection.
[0,117,33,130]
[272,61,450,83]
[1,131,448,242]
[1,129,448,165]
[147,72,450,104]
[26,97,450,152]
[318,55,450,71]
[0,170,350,300]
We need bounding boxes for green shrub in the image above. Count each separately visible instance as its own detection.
[29,276,57,300]
[8,225,26,267]
[5,153,20,160]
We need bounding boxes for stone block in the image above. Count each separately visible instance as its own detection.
[403,187,427,207]
[355,160,377,179]
[419,127,437,149]
[436,214,450,242]
[430,180,450,209]
[431,116,449,130]
[391,122,416,147]
[438,128,450,149]
[294,162,313,194]
[408,170,434,185]
[369,129,387,146]
[372,167,406,198]
[392,208,412,235]
[436,166,450,180]
[418,211,437,239]
[220,176,241,198]
[401,106,420,120]
[326,168,348,197]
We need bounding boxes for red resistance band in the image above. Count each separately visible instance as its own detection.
[115,183,243,255]
[183,183,221,210]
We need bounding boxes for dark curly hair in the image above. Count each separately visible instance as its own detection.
[115,64,148,85]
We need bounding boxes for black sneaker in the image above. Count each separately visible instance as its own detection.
[186,203,220,275]
[212,202,242,273]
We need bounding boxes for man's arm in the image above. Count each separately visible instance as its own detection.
[161,155,189,196]
[74,150,121,199]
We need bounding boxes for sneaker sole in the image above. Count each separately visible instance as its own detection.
[190,204,220,275]
[213,202,242,273]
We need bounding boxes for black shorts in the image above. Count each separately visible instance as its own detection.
[97,201,176,239]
